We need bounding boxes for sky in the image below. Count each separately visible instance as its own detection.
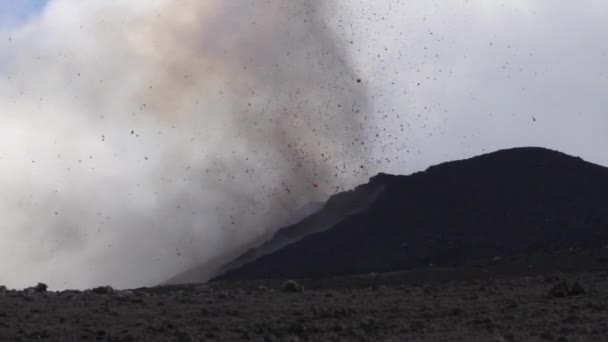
[0,0,47,26]
[336,1,608,173]
[0,0,607,290]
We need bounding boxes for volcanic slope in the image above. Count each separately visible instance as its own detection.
[167,176,385,284]
[215,147,608,281]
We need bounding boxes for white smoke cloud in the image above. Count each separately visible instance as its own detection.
[0,0,369,289]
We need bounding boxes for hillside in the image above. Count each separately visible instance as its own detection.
[166,174,385,284]
[215,147,608,281]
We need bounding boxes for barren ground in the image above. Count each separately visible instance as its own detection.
[1,266,607,342]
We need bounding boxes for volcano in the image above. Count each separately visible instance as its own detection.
[211,147,608,281]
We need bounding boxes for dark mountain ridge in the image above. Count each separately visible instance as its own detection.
[215,147,608,281]
[166,172,385,284]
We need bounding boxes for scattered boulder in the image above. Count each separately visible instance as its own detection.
[281,280,304,293]
[548,280,586,298]
[34,283,48,293]
[92,286,114,295]
[116,290,135,299]
[257,285,269,292]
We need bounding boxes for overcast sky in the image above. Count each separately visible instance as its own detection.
[0,1,607,289]
[333,1,608,174]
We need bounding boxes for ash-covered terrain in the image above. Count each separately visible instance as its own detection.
[3,147,608,341]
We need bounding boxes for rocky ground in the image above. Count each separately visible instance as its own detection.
[1,267,607,341]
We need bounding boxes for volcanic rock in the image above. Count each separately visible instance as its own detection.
[548,280,587,298]
[281,280,304,293]
[92,286,114,295]
[33,283,48,293]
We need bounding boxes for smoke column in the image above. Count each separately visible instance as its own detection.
[0,0,369,289]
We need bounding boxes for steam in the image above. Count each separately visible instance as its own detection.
[0,0,369,289]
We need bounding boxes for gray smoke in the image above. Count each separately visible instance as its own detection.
[0,0,369,289]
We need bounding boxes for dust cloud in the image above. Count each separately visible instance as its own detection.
[0,0,369,289]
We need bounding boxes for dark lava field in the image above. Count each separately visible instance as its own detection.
[1,265,607,341]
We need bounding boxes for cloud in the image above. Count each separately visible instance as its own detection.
[0,0,368,289]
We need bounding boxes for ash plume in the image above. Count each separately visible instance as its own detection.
[0,0,369,289]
